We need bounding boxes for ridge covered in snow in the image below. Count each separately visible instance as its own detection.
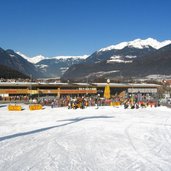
[99,38,171,52]
[17,37,171,64]
[29,55,46,64]
[16,52,89,64]
[51,55,89,60]
[16,52,46,64]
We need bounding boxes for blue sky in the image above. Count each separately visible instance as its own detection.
[0,0,171,57]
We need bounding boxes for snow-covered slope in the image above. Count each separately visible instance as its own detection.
[29,55,46,64]
[107,56,133,63]
[16,52,46,64]
[1,105,171,171]
[99,38,171,52]
[51,55,88,60]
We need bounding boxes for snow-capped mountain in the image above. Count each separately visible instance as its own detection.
[17,52,88,64]
[1,37,171,80]
[0,49,44,78]
[28,55,46,64]
[16,52,89,78]
[99,38,171,52]
[62,38,171,82]
[102,38,171,64]
[0,49,88,78]
[36,55,88,78]
[84,38,161,64]
[16,52,46,64]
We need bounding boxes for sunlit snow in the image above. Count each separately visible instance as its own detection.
[16,52,89,64]
[99,38,171,52]
[1,104,171,171]
[107,56,133,63]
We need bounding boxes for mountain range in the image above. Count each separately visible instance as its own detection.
[62,38,171,82]
[16,52,88,78]
[0,38,171,81]
[0,48,87,79]
[0,48,43,78]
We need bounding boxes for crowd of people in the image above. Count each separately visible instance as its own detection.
[123,98,160,109]
[41,94,160,109]
[0,93,160,109]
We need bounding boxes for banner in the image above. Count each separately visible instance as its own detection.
[104,84,110,99]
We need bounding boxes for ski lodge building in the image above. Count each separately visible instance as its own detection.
[0,81,161,99]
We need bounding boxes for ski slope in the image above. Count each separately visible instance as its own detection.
[0,104,171,171]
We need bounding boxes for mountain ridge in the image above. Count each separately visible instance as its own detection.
[1,38,171,80]
[16,51,88,64]
[62,38,171,82]
[99,38,171,51]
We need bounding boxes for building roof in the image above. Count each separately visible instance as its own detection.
[0,82,161,88]
[92,83,161,88]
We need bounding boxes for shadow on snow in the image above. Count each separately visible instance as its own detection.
[0,105,7,108]
[0,115,113,142]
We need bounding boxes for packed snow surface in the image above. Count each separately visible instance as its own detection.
[1,104,171,171]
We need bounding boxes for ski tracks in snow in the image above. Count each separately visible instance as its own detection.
[1,106,171,171]
[124,114,171,171]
